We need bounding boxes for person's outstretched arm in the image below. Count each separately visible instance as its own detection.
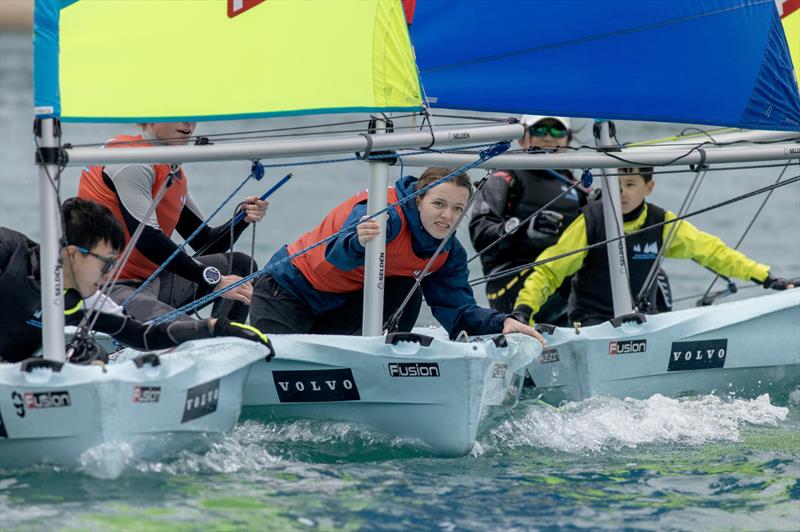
[512,215,589,323]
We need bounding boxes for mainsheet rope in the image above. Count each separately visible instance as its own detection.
[151,141,511,325]
[120,161,269,308]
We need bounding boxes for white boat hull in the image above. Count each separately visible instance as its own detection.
[0,338,266,474]
[526,290,800,404]
[242,332,538,456]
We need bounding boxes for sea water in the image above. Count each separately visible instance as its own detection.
[1,31,799,530]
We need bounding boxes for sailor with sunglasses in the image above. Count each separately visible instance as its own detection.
[0,198,272,364]
[469,115,589,324]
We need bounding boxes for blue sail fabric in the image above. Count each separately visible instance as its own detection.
[410,0,800,131]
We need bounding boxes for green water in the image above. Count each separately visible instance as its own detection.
[2,394,798,530]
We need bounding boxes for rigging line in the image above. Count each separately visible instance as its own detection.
[191,172,292,258]
[427,113,513,123]
[65,114,423,148]
[120,163,262,308]
[698,160,796,303]
[419,2,755,74]
[635,165,709,308]
[466,179,583,265]
[77,167,177,345]
[597,162,795,178]
[672,283,764,304]
[468,174,800,287]
[151,143,511,324]
[384,170,493,333]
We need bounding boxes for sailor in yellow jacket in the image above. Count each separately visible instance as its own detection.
[512,167,797,326]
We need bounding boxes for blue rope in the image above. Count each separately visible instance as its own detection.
[151,141,510,324]
[121,161,265,307]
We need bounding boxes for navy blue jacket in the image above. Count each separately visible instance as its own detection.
[268,175,508,337]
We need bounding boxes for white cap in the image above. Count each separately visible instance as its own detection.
[520,115,571,130]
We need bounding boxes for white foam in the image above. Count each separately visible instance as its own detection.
[479,393,789,454]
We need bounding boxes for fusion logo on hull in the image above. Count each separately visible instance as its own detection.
[133,386,161,403]
[668,339,727,371]
[388,362,440,378]
[609,339,647,355]
[12,390,72,415]
[182,379,220,423]
[539,348,560,364]
[273,369,360,402]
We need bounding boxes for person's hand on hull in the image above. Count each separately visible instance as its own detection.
[211,317,275,361]
[761,273,798,291]
[503,309,546,347]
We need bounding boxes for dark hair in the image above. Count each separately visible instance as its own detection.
[415,167,473,198]
[619,166,655,183]
[62,197,125,252]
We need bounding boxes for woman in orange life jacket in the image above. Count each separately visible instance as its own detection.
[469,115,589,325]
[78,122,268,323]
[249,167,545,344]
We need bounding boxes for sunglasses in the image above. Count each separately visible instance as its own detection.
[529,125,568,138]
[76,246,118,274]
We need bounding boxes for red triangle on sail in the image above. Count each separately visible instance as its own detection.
[228,0,267,18]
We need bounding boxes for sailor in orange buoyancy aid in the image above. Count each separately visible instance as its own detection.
[250,168,544,343]
[77,123,268,323]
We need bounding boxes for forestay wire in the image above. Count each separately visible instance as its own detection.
[150,141,512,325]
[697,160,794,304]
[467,169,594,265]
[634,164,709,310]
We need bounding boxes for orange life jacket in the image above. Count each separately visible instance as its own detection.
[77,134,188,281]
[288,187,449,293]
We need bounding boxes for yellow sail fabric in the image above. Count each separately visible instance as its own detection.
[783,3,799,86]
[55,0,421,121]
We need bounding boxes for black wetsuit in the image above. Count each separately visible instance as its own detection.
[469,169,587,320]
[0,227,218,363]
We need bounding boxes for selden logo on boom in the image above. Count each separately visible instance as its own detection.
[609,339,647,355]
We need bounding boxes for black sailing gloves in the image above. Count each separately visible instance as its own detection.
[213,318,275,361]
[502,210,565,243]
[511,304,534,325]
[761,273,799,291]
[527,210,564,239]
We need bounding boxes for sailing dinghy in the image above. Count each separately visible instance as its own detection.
[17,0,537,464]
[14,0,798,468]
[525,289,799,404]
[0,339,266,474]
[241,332,535,456]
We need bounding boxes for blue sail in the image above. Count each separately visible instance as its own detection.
[409,0,800,131]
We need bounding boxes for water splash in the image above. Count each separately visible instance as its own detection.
[478,393,789,454]
[79,441,135,479]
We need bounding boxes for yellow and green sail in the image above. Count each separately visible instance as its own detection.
[782,1,799,85]
[34,0,422,122]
